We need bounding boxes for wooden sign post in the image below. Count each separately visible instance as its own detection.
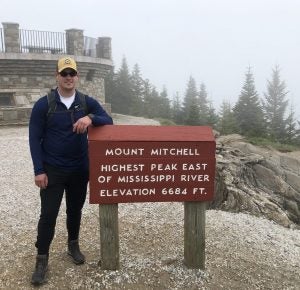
[88,125,215,270]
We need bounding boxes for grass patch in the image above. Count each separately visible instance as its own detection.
[155,118,177,126]
[246,137,300,152]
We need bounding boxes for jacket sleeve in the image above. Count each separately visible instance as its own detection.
[86,96,113,126]
[29,97,48,175]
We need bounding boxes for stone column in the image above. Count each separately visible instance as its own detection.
[97,37,111,59]
[2,22,20,53]
[65,29,84,55]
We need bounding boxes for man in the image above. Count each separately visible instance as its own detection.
[29,56,113,285]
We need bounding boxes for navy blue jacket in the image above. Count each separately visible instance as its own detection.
[29,89,113,175]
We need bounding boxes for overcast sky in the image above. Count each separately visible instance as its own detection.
[1,0,299,117]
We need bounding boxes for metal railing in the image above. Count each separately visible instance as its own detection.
[2,27,101,57]
[83,36,97,57]
[19,29,66,54]
[0,28,4,52]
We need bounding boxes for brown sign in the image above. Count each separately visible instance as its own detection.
[88,125,216,204]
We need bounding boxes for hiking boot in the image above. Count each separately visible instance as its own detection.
[68,239,85,264]
[31,254,48,285]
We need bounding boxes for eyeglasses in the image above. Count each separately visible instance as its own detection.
[59,70,77,77]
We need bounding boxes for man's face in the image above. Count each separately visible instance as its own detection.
[56,68,78,92]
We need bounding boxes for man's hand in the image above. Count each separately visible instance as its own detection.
[35,173,48,189]
[73,116,92,134]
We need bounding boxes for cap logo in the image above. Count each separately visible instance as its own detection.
[57,57,77,73]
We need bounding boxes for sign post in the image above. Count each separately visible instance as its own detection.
[88,125,215,270]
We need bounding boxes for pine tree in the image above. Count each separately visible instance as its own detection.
[104,67,115,107]
[156,86,171,119]
[284,104,298,144]
[148,86,161,118]
[296,122,300,146]
[182,76,200,125]
[142,79,154,117]
[198,83,210,125]
[207,100,219,128]
[217,100,238,135]
[234,67,265,137]
[112,57,133,114]
[171,92,183,124]
[263,66,289,142]
[130,63,144,116]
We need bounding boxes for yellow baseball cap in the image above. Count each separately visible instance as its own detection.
[57,57,77,73]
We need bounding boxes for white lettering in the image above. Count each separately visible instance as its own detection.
[180,174,210,182]
[150,163,178,171]
[150,148,200,156]
[105,148,145,156]
[182,163,208,171]
[161,188,187,195]
[97,175,112,183]
[99,188,156,196]
[117,174,175,183]
[101,164,145,172]
[192,188,207,195]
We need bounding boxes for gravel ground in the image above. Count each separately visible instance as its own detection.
[0,117,300,289]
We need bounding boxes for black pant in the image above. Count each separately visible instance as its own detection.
[36,164,89,255]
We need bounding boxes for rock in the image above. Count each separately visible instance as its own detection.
[212,134,300,228]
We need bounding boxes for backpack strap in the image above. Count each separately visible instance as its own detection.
[77,90,88,115]
[46,89,57,120]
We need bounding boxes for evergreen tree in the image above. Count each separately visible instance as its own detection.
[217,100,238,135]
[296,122,300,146]
[198,83,210,125]
[233,67,265,137]
[104,67,116,107]
[157,86,171,119]
[112,57,133,114]
[262,66,289,142]
[284,104,298,144]
[171,92,183,124]
[183,76,200,125]
[207,100,219,128]
[142,79,154,117]
[130,63,144,116]
[147,86,161,118]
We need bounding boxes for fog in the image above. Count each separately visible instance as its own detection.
[1,0,299,117]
